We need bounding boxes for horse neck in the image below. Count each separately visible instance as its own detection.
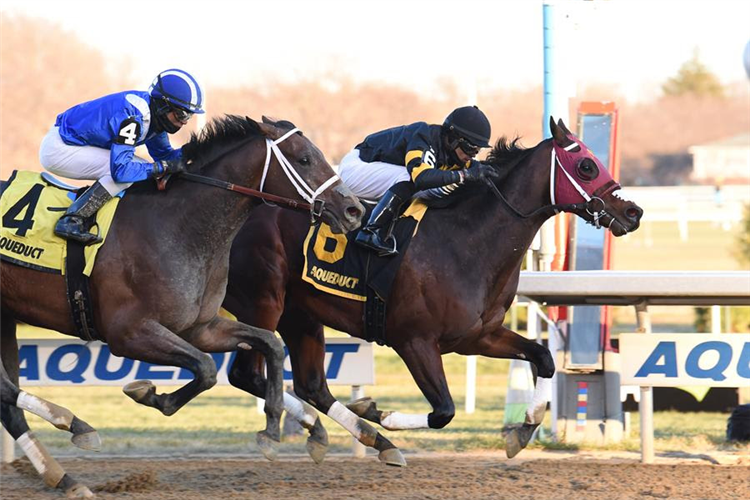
[448,140,556,287]
[159,140,266,250]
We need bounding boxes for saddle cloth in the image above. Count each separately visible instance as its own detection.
[302,198,429,302]
[0,170,120,275]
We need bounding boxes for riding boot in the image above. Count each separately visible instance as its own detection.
[354,190,405,257]
[54,181,112,245]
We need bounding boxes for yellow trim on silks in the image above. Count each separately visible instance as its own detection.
[0,171,120,276]
[404,150,423,166]
[218,307,238,321]
[402,198,429,236]
[302,223,366,302]
[410,163,431,182]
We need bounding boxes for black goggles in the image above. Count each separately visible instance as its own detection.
[457,138,481,156]
[169,105,194,124]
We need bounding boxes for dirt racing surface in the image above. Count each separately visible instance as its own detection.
[1,451,748,500]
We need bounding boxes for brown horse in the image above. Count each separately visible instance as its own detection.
[0,115,364,497]
[222,118,643,464]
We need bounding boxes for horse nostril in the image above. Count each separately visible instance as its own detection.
[626,207,643,220]
[347,206,362,219]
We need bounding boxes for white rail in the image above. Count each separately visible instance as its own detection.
[516,270,750,464]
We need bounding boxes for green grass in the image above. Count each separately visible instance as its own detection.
[10,345,747,459]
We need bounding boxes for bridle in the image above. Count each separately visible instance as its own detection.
[175,127,339,223]
[485,138,623,230]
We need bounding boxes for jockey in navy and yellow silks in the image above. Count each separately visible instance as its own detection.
[39,69,204,245]
[339,105,498,256]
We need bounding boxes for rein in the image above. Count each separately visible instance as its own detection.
[173,127,337,222]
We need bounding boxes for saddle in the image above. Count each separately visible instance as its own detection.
[302,199,428,345]
[1,171,121,341]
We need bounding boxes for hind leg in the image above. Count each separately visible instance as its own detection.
[224,289,329,463]
[1,315,93,498]
[229,349,329,463]
[279,309,405,466]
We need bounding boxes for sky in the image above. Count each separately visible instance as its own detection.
[2,0,749,103]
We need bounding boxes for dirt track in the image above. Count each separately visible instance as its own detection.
[1,451,748,500]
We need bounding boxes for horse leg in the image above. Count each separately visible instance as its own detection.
[180,316,285,461]
[349,336,455,433]
[279,311,406,467]
[109,319,219,416]
[0,315,93,498]
[463,325,555,458]
[228,349,329,463]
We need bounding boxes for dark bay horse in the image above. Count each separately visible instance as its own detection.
[0,115,364,497]
[222,118,643,465]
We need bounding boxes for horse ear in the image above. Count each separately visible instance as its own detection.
[261,115,274,125]
[550,116,567,145]
[557,118,573,136]
[257,121,276,139]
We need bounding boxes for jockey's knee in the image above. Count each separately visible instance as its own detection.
[428,404,455,429]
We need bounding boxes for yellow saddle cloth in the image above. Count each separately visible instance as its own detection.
[0,171,120,275]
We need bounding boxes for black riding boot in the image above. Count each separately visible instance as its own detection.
[354,191,405,257]
[54,181,112,245]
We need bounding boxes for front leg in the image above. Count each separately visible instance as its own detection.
[184,316,285,459]
[349,336,455,431]
[463,324,555,457]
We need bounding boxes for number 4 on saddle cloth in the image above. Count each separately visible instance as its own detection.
[0,170,121,340]
[302,199,428,346]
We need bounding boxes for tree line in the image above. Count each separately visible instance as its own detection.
[2,13,748,186]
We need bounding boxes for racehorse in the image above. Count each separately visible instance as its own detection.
[0,115,364,498]
[222,118,644,465]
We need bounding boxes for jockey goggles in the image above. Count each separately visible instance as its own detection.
[457,138,481,157]
[169,105,194,124]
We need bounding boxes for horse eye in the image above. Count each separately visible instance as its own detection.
[576,158,599,181]
[299,156,310,166]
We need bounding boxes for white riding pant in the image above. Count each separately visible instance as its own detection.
[39,126,148,196]
[338,149,410,200]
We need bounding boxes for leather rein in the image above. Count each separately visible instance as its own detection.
[161,127,337,222]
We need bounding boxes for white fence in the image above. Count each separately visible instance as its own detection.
[516,270,750,463]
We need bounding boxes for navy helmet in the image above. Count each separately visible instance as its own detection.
[443,105,491,149]
[149,69,205,115]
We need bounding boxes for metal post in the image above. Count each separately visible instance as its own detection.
[351,385,366,458]
[2,428,14,463]
[465,356,477,414]
[711,305,722,333]
[635,301,654,464]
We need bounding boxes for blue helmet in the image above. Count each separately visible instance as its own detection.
[149,69,205,114]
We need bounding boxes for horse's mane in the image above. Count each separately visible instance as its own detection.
[485,136,532,179]
[420,136,534,209]
[181,114,279,172]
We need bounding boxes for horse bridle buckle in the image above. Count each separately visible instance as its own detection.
[311,198,325,223]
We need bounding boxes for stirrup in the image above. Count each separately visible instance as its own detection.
[355,230,397,257]
[54,217,101,245]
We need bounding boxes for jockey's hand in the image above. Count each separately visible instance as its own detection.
[152,159,185,177]
[461,162,499,184]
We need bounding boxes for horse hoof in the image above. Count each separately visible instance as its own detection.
[66,484,94,499]
[306,437,328,464]
[123,380,155,404]
[505,423,538,459]
[256,431,279,461]
[378,448,406,467]
[71,431,102,451]
[347,397,373,416]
